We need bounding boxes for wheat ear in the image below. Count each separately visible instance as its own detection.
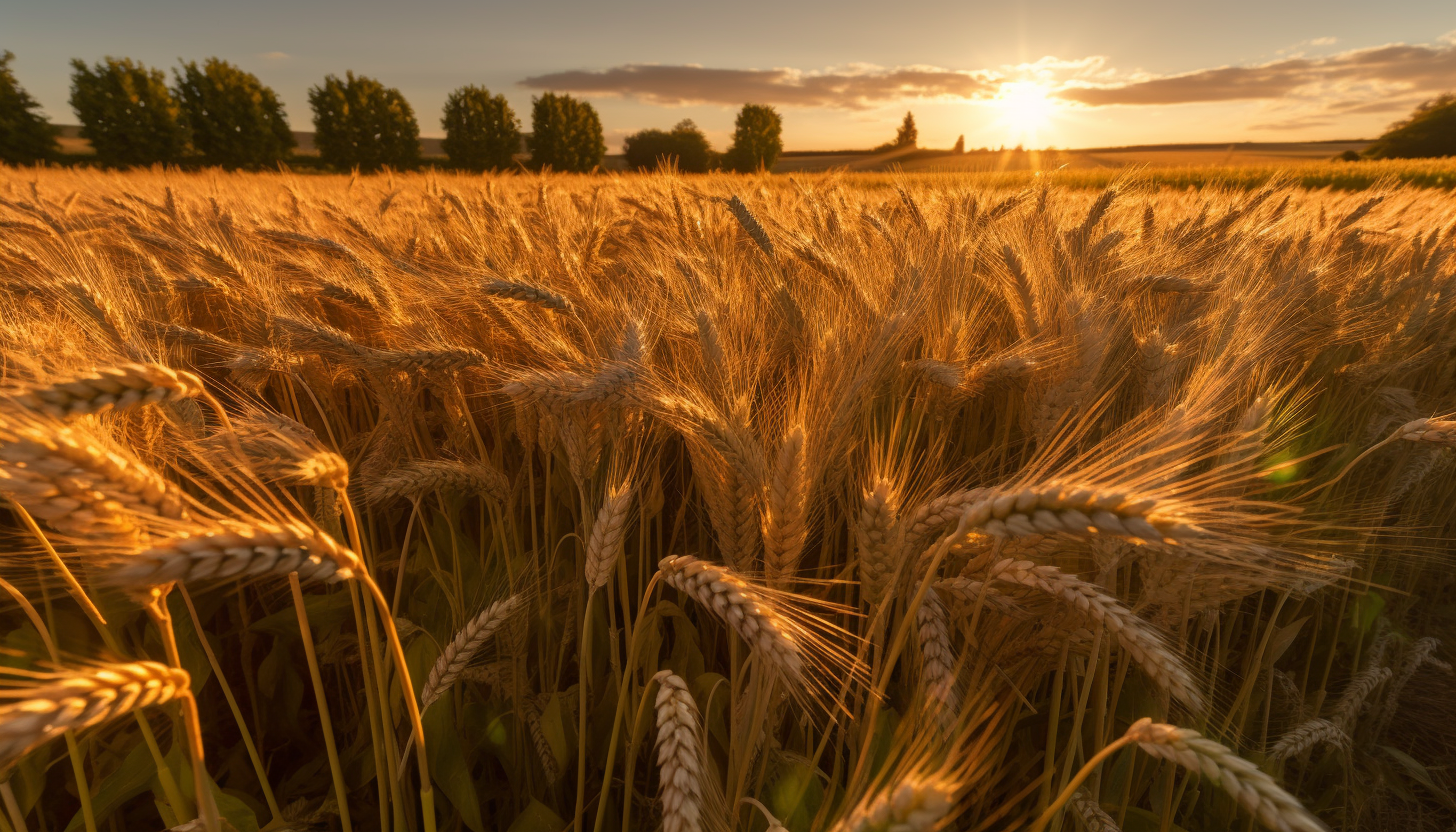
[1069,788,1121,832]
[916,588,958,729]
[960,485,1206,543]
[652,670,704,832]
[989,559,1205,711]
[1126,719,1325,832]
[0,661,190,769]
[419,595,523,711]
[482,279,574,312]
[1267,718,1348,761]
[7,363,205,419]
[903,488,990,557]
[832,774,956,832]
[585,482,634,592]
[658,555,804,682]
[762,426,810,587]
[365,459,510,505]
[727,196,775,258]
[0,411,189,537]
[1328,665,1391,731]
[105,522,362,586]
[857,477,901,606]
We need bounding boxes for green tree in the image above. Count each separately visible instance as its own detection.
[441,85,522,171]
[722,104,783,173]
[1363,95,1456,160]
[0,51,57,165]
[622,119,713,172]
[527,92,605,173]
[173,58,293,169]
[309,72,420,172]
[69,57,188,167]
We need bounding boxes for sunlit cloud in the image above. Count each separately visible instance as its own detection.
[520,64,997,109]
[258,51,290,60]
[1056,39,1456,106]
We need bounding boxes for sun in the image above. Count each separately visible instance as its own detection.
[992,81,1057,146]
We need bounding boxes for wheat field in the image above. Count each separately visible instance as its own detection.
[0,166,1452,832]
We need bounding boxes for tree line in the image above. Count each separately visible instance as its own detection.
[0,51,786,172]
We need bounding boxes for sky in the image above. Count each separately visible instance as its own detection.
[4,0,1454,152]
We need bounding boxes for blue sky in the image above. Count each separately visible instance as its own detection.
[4,0,1454,151]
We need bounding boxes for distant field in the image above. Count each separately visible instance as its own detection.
[37,128,1456,189]
[773,141,1373,173]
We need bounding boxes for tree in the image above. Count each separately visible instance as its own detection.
[622,119,713,172]
[0,52,57,165]
[874,111,919,153]
[952,135,965,154]
[527,92,605,173]
[722,104,783,173]
[1363,95,1456,160]
[895,111,918,148]
[173,58,293,169]
[309,72,420,172]
[69,57,188,167]
[441,85,522,171]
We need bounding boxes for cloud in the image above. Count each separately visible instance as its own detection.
[258,52,290,60]
[1309,37,1338,46]
[519,63,996,109]
[1056,39,1456,106]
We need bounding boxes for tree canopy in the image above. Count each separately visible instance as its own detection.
[1363,95,1456,160]
[527,92,605,173]
[174,58,293,169]
[69,57,188,167]
[722,104,783,173]
[309,72,420,171]
[0,52,57,165]
[442,85,522,171]
[623,120,713,172]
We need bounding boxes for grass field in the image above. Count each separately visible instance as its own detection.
[0,165,1453,832]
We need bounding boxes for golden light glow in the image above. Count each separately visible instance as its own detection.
[991,81,1057,146]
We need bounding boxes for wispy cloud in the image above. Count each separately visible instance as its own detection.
[518,34,1454,121]
[258,51,290,61]
[519,64,997,109]
[1056,39,1456,106]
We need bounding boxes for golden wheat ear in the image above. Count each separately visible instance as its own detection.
[0,661,190,770]
[5,363,206,419]
[656,555,868,711]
